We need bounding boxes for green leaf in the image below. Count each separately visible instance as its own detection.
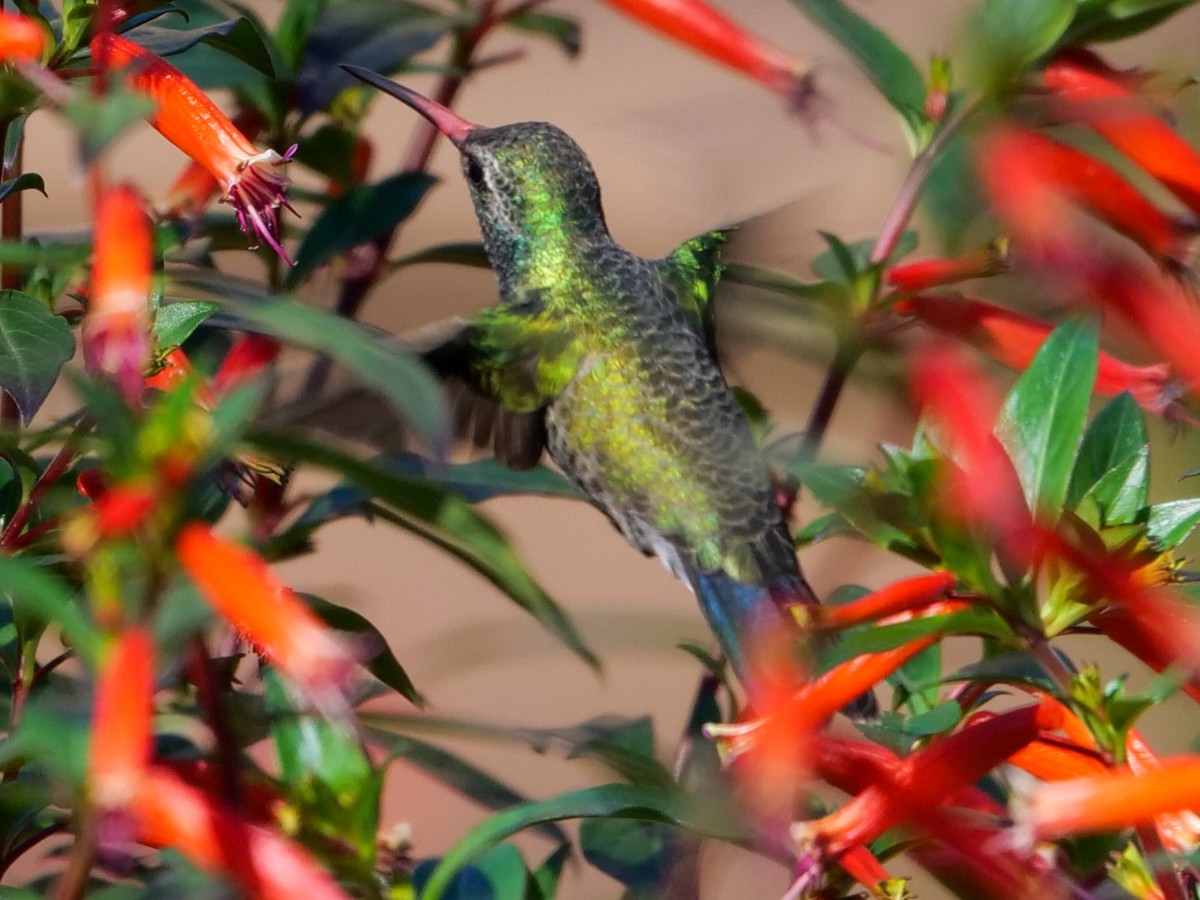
[788,0,926,140]
[421,784,746,900]
[274,0,327,71]
[888,641,941,715]
[365,727,568,844]
[389,241,491,271]
[381,454,581,503]
[1080,446,1149,527]
[414,844,528,900]
[249,433,598,668]
[0,174,45,204]
[302,594,423,705]
[153,300,219,351]
[293,123,359,187]
[266,670,373,798]
[0,290,75,424]
[944,651,1057,691]
[123,18,276,75]
[721,263,845,305]
[172,276,447,449]
[0,240,90,269]
[527,845,571,900]
[900,699,962,736]
[1066,393,1147,511]
[818,610,1013,669]
[289,173,437,285]
[995,320,1098,518]
[580,818,678,892]
[977,0,1074,67]
[1147,498,1200,549]
[1066,0,1198,43]
[63,89,157,162]
[506,11,580,57]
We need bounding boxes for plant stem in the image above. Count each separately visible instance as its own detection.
[186,637,243,808]
[0,820,68,880]
[0,417,91,547]
[49,815,96,900]
[798,339,861,465]
[868,100,977,267]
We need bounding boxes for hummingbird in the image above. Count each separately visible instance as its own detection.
[343,65,825,704]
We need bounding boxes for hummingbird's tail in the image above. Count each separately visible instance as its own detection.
[691,569,878,720]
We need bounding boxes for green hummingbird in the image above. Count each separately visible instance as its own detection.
[344,65,822,702]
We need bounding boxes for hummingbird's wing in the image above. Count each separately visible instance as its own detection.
[654,230,727,359]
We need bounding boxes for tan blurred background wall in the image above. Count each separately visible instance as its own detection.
[20,0,1200,895]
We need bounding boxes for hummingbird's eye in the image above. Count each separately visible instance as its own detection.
[466,158,487,189]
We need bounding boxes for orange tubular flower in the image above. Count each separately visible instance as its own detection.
[1126,729,1200,853]
[1021,755,1200,842]
[84,185,153,405]
[899,295,1180,417]
[1044,50,1200,218]
[91,33,295,263]
[596,0,812,105]
[886,242,1009,292]
[176,524,356,700]
[979,127,1190,268]
[806,571,958,630]
[0,11,46,63]
[132,766,350,900]
[89,628,154,809]
[965,711,1108,781]
[161,109,266,219]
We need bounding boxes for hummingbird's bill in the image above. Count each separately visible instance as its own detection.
[340,65,479,147]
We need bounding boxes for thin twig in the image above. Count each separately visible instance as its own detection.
[0,418,92,547]
[186,637,243,808]
[868,101,978,267]
[49,816,96,900]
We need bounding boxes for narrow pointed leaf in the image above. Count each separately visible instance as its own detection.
[996,320,1098,518]
[288,173,437,285]
[421,784,747,900]
[1067,392,1147,511]
[788,0,925,135]
[248,433,598,668]
[0,173,44,204]
[153,300,219,351]
[1146,498,1200,549]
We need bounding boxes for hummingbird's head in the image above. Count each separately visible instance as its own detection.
[343,66,609,266]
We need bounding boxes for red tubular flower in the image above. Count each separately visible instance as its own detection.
[909,346,1028,535]
[89,628,154,809]
[1044,50,1200,217]
[899,295,1180,416]
[805,703,1053,854]
[176,524,356,700]
[91,33,295,263]
[596,0,812,105]
[131,766,350,900]
[161,109,266,218]
[1021,755,1200,841]
[965,711,1108,781]
[806,571,958,630]
[978,126,1191,267]
[838,844,896,895]
[1091,607,1200,703]
[886,242,1009,292]
[213,333,281,395]
[0,11,46,63]
[1126,729,1200,853]
[84,185,153,406]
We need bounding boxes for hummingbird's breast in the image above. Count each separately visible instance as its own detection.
[539,246,782,584]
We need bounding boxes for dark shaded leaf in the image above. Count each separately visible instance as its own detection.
[0,173,45,204]
[580,818,678,892]
[818,610,1014,670]
[421,784,747,900]
[507,11,580,57]
[274,0,327,71]
[996,320,1098,517]
[389,241,491,271]
[921,122,988,252]
[1080,446,1149,527]
[288,173,437,285]
[172,274,447,449]
[302,594,423,706]
[381,453,580,503]
[414,845,527,900]
[0,290,75,424]
[123,17,276,75]
[297,0,453,114]
[788,0,926,138]
[293,123,358,186]
[527,844,571,900]
[0,241,89,269]
[1065,0,1198,43]
[249,434,597,668]
[944,651,1057,691]
[365,727,567,843]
